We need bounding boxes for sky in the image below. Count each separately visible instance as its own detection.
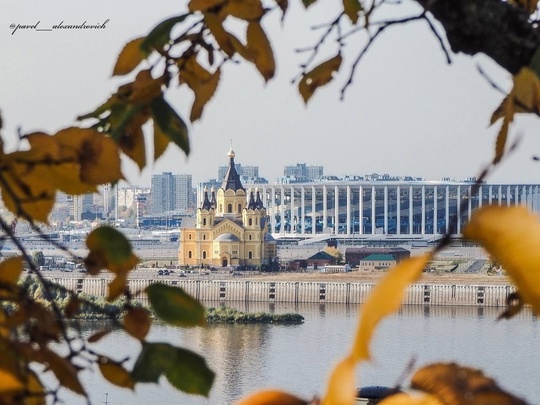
[2,0,540,188]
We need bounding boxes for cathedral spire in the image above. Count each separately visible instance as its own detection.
[221,147,245,191]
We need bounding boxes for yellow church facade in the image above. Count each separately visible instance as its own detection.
[178,149,276,268]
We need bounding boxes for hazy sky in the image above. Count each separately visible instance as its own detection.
[2,0,540,187]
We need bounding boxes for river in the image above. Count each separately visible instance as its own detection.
[61,303,539,405]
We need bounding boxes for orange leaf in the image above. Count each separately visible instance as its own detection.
[463,205,540,315]
[123,307,151,340]
[41,348,86,396]
[247,21,275,82]
[378,393,443,405]
[190,68,221,122]
[204,12,235,56]
[321,355,356,405]
[226,0,265,20]
[234,389,308,405]
[352,254,431,361]
[0,368,23,393]
[113,37,146,76]
[98,357,135,390]
[153,119,170,160]
[188,0,227,12]
[299,55,342,104]
[0,257,23,288]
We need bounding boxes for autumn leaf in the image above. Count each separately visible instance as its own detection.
[234,389,308,405]
[190,68,221,122]
[84,226,138,300]
[118,111,148,170]
[113,37,146,76]
[141,15,189,54]
[352,254,431,361]
[41,348,86,395]
[463,205,540,315]
[123,307,151,340]
[411,363,527,405]
[153,119,170,160]
[302,0,318,8]
[343,0,362,24]
[0,368,23,393]
[378,393,443,405]
[299,55,342,104]
[151,97,190,156]
[131,342,215,396]
[0,257,23,289]
[204,12,235,56]
[321,355,356,405]
[188,0,227,13]
[246,22,275,82]
[226,0,265,21]
[88,329,113,343]
[146,283,206,327]
[508,0,539,14]
[98,357,135,390]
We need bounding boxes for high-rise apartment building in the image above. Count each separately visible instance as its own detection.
[150,172,193,214]
[218,163,259,180]
[283,163,323,181]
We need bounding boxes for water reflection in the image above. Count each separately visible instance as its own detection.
[67,304,539,405]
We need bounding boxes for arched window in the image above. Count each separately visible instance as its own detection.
[248,218,252,226]
[202,251,207,259]
[249,235,252,240]
[203,234,206,240]
[238,204,242,213]
[188,234,192,240]
[188,251,192,259]
[248,251,253,259]
[227,204,232,213]
[203,218,206,226]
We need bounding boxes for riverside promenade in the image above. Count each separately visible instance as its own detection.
[43,271,515,307]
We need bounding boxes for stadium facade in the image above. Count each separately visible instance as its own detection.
[195,180,540,240]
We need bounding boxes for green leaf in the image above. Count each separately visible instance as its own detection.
[151,97,190,156]
[131,343,215,396]
[146,283,205,327]
[302,0,317,7]
[141,15,189,54]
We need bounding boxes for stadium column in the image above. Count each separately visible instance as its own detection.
[433,185,438,234]
[445,185,449,234]
[271,186,276,233]
[280,186,285,234]
[478,185,483,208]
[291,185,295,234]
[397,185,401,235]
[301,186,305,235]
[334,185,339,235]
[468,185,472,221]
[488,184,492,204]
[359,185,363,235]
[323,185,327,233]
[409,185,413,235]
[457,185,461,235]
[371,185,376,235]
[421,185,425,235]
[347,185,351,236]
[383,185,388,234]
[312,185,316,235]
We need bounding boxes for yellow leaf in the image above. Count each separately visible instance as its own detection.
[204,12,235,56]
[190,68,221,122]
[234,389,308,405]
[411,363,525,405]
[463,205,540,315]
[98,357,135,390]
[352,254,431,361]
[321,355,356,405]
[0,368,23,393]
[153,119,170,161]
[343,0,362,24]
[509,0,539,15]
[188,0,227,12]
[119,113,148,170]
[113,37,146,76]
[108,272,129,301]
[0,257,23,287]
[123,307,151,340]
[378,393,443,405]
[65,296,80,318]
[226,0,265,20]
[129,70,163,104]
[247,22,275,82]
[299,55,342,104]
[41,348,86,396]
[55,127,124,185]
[88,329,112,343]
[493,117,510,164]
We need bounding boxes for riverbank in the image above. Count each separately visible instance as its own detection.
[240,270,510,286]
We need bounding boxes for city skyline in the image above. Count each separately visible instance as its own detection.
[2,1,540,192]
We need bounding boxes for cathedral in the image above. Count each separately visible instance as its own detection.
[178,148,276,268]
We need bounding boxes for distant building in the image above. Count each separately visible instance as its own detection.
[179,148,276,267]
[150,172,193,214]
[345,248,410,266]
[283,163,323,182]
[218,163,259,181]
[359,254,397,271]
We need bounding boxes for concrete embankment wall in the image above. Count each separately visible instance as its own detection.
[43,277,516,307]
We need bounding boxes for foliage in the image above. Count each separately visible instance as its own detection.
[206,306,304,324]
[1,0,540,403]
[323,246,343,264]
